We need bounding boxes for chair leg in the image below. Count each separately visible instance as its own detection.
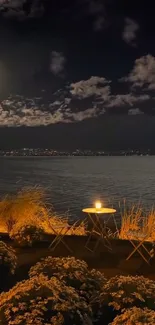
[49,235,59,249]
[85,232,94,252]
[141,244,153,258]
[49,234,61,250]
[51,236,72,253]
[126,240,150,264]
[91,236,101,253]
[85,229,102,253]
[85,231,112,253]
[49,225,75,253]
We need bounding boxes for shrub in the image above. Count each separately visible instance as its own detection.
[0,240,17,274]
[29,256,106,301]
[99,275,155,311]
[110,307,155,325]
[10,223,45,247]
[0,274,92,325]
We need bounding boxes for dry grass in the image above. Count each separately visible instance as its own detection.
[0,187,86,236]
[0,187,48,233]
[119,201,143,239]
[119,201,155,242]
[141,208,155,241]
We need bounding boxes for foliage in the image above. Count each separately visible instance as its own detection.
[110,307,155,325]
[141,208,155,241]
[0,274,92,325]
[99,275,155,311]
[0,187,49,233]
[0,187,86,236]
[0,240,17,274]
[119,201,155,241]
[119,202,143,239]
[10,223,45,247]
[29,256,106,301]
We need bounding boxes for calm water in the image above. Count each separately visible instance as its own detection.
[0,156,154,219]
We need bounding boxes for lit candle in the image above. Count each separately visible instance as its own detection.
[95,201,102,210]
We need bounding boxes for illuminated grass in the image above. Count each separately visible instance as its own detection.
[119,200,155,241]
[0,187,86,236]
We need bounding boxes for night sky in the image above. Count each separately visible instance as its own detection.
[0,0,155,150]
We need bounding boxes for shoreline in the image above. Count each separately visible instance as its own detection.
[0,155,154,157]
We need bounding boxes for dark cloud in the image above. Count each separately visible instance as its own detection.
[50,51,66,76]
[122,17,139,46]
[0,0,44,19]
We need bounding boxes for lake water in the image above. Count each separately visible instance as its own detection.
[0,156,154,219]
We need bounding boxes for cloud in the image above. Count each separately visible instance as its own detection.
[0,93,105,126]
[106,94,150,107]
[128,108,144,115]
[0,97,65,126]
[89,0,105,31]
[0,0,44,19]
[0,0,106,31]
[28,0,44,18]
[70,76,111,100]
[49,100,63,108]
[50,51,66,76]
[0,73,153,127]
[79,0,105,31]
[0,0,23,9]
[93,16,105,31]
[122,18,139,46]
[69,76,150,108]
[68,107,102,122]
[64,98,71,104]
[121,55,155,90]
[0,0,25,20]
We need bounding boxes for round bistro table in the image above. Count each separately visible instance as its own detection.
[82,207,116,252]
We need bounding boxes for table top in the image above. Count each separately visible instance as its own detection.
[82,207,116,214]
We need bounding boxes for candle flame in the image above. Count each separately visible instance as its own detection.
[95,201,102,209]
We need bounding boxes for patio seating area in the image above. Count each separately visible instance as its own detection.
[0,189,155,275]
[47,201,155,267]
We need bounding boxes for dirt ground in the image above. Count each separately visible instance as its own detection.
[1,234,155,281]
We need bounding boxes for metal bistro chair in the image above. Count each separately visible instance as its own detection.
[126,230,155,265]
[49,220,79,253]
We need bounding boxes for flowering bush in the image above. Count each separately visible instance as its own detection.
[29,256,106,301]
[0,240,17,274]
[0,274,92,325]
[10,223,45,247]
[99,275,155,311]
[110,307,155,325]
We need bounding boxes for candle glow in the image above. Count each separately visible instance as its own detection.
[95,201,102,209]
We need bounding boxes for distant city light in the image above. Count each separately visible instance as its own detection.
[0,148,152,157]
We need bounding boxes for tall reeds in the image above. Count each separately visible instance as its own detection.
[0,186,85,236]
[119,200,155,241]
[0,186,49,233]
